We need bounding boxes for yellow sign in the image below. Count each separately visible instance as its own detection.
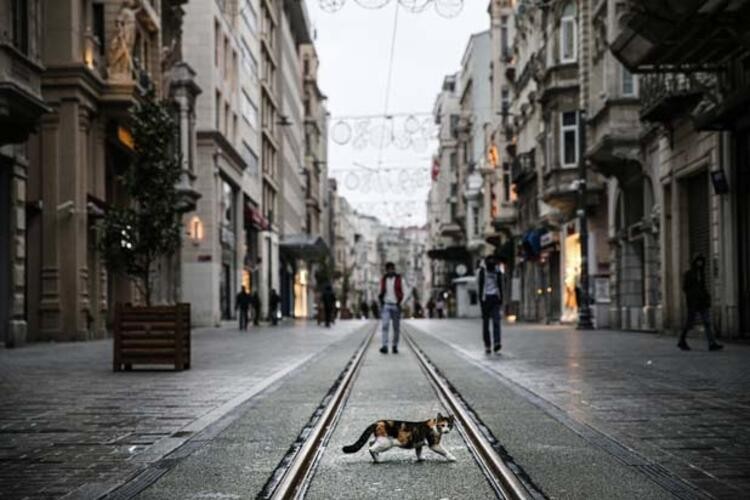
[117,126,135,150]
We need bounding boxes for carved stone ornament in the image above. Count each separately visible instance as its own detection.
[108,0,140,81]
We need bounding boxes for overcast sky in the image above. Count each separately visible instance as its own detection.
[307,0,488,227]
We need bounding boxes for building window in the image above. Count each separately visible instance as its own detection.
[241,90,258,129]
[214,20,221,67]
[241,39,258,76]
[224,102,230,137]
[93,2,105,56]
[502,161,511,201]
[473,206,480,236]
[560,111,578,167]
[500,15,509,60]
[11,0,29,54]
[243,142,259,176]
[223,36,230,76]
[560,2,577,64]
[621,66,637,96]
[501,88,510,114]
[241,0,258,34]
[215,90,222,130]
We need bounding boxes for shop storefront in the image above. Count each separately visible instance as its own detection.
[562,224,581,323]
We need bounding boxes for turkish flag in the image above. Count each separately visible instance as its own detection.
[431,157,440,181]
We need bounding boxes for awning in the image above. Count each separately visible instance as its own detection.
[244,204,270,230]
[280,234,329,261]
[521,229,546,259]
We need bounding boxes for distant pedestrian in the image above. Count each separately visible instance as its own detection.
[370,300,380,320]
[235,286,251,331]
[322,284,336,327]
[427,298,436,318]
[678,254,723,351]
[479,256,503,354]
[378,262,410,354]
[250,291,261,326]
[269,289,281,326]
[360,300,370,319]
[436,296,446,319]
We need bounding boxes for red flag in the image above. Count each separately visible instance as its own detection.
[431,157,440,181]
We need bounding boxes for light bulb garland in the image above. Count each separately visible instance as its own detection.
[318,0,464,18]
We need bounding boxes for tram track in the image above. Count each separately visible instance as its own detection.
[259,323,540,500]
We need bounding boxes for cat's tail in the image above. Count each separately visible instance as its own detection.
[342,423,376,453]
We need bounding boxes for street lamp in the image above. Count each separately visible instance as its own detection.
[577,109,594,330]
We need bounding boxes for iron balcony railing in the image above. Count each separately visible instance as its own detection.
[639,72,717,122]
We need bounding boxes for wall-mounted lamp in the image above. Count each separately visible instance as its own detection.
[188,216,204,245]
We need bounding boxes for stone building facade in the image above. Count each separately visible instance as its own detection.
[19,0,200,342]
[0,0,48,346]
[611,0,750,339]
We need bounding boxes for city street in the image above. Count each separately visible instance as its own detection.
[1,320,748,499]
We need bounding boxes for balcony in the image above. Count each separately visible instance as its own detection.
[491,202,517,236]
[542,168,605,217]
[0,45,47,145]
[611,1,750,72]
[639,72,715,123]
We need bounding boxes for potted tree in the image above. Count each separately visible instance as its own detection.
[101,91,190,371]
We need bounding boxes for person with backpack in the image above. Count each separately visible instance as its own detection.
[678,254,723,351]
[378,262,410,354]
[478,255,504,354]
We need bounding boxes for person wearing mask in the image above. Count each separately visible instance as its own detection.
[478,255,504,354]
[378,262,411,354]
[235,286,251,331]
[678,254,723,351]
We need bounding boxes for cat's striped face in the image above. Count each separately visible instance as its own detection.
[436,414,455,434]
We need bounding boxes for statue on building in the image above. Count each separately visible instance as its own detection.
[108,0,140,81]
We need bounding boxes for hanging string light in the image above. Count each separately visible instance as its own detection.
[329,113,437,152]
[318,0,464,18]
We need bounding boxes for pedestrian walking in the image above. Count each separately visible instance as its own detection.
[370,300,380,320]
[322,283,336,327]
[378,262,410,354]
[426,297,435,318]
[269,289,281,326]
[678,254,723,351]
[360,300,370,319]
[436,296,446,319]
[235,286,251,331]
[250,291,261,326]
[478,255,503,354]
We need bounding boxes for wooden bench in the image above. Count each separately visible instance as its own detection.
[113,303,191,371]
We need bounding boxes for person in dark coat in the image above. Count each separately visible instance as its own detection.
[322,284,336,327]
[360,300,370,319]
[235,286,251,331]
[478,255,504,354]
[250,291,261,326]
[426,298,436,318]
[678,254,723,351]
[269,289,281,326]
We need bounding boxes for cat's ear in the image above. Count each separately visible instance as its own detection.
[437,412,444,420]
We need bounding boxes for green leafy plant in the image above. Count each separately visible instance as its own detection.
[99,92,182,306]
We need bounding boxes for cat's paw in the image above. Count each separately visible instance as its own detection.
[446,455,457,462]
[369,450,380,463]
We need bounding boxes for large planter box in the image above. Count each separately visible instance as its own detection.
[113,303,191,371]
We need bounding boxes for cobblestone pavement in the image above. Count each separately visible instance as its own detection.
[407,319,750,498]
[0,320,366,500]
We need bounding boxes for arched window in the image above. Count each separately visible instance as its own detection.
[560,2,577,63]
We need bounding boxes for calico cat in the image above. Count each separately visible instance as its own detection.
[342,413,456,463]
